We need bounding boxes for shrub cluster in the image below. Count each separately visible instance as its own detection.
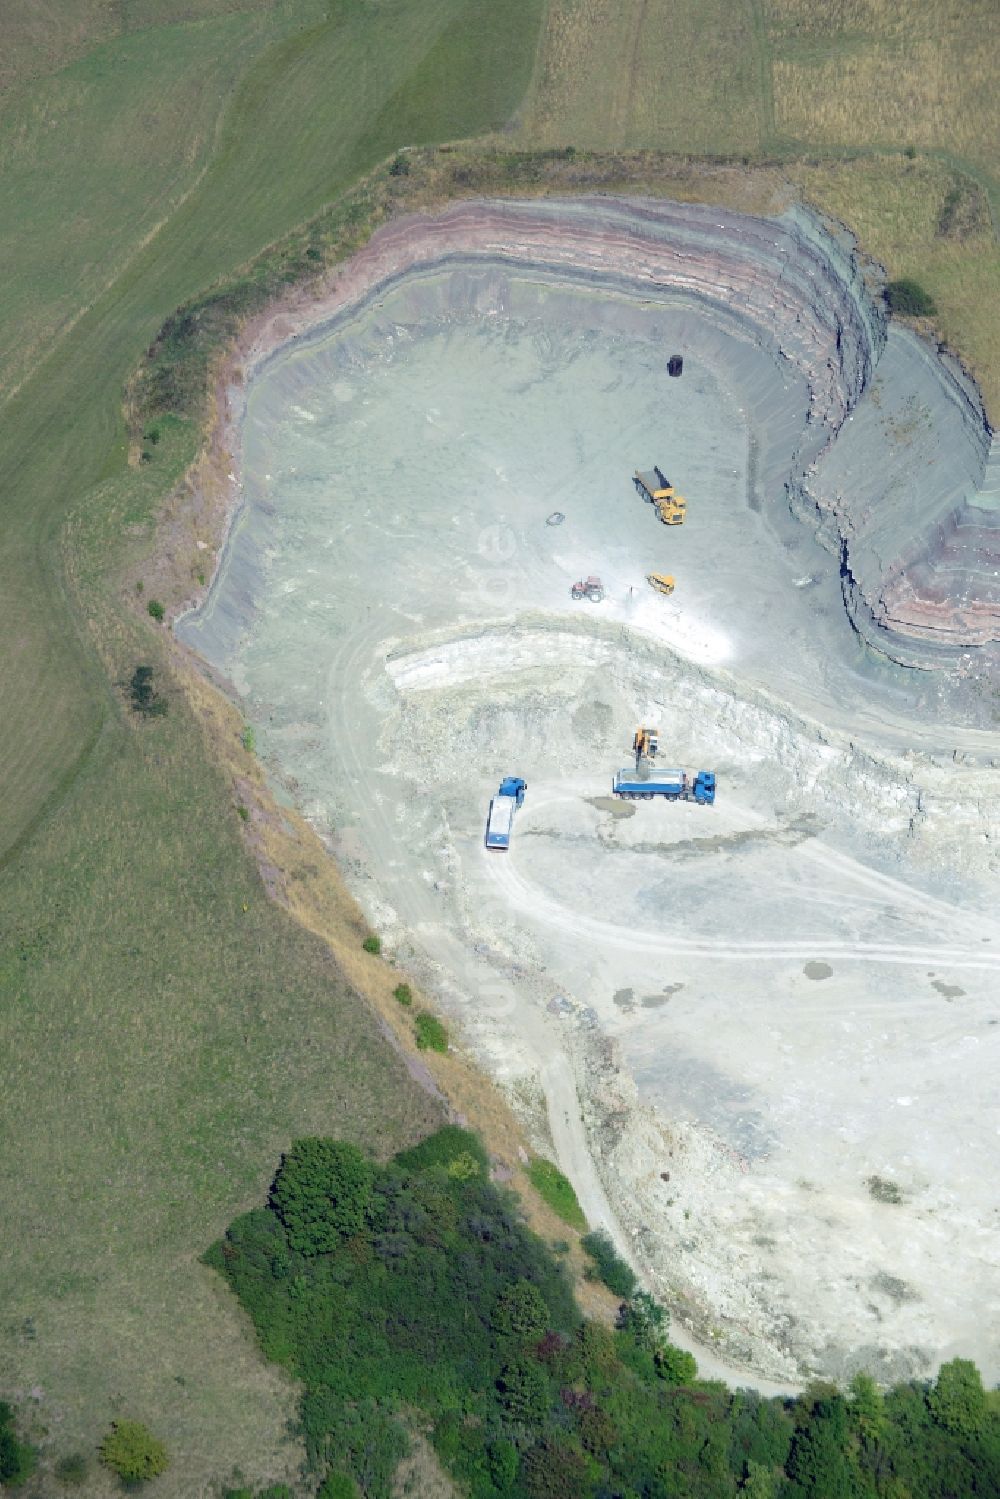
[885,277,937,316]
[0,1402,36,1486]
[414,1012,448,1052]
[207,1128,1000,1498]
[581,1228,637,1297]
[98,1421,169,1483]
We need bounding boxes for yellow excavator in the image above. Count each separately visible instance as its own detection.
[647,572,675,596]
[633,726,659,767]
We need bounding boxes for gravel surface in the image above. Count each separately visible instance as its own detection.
[179,200,1000,1385]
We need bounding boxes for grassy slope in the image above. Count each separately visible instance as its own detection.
[0,0,543,1490]
[0,4,327,404]
[521,0,1000,414]
[0,0,301,93]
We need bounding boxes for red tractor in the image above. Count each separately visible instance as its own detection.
[570,575,605,603]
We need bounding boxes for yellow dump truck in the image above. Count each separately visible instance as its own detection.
[655,495,686,525]
[634,466,674,502]
[635,466,686,524]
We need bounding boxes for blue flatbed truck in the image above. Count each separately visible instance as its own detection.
[485,777,527,849]
[612,768,716,804]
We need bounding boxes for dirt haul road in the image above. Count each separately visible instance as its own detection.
[180,199,1000,1387]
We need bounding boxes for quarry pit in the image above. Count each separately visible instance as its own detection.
[180,198,1000,1386]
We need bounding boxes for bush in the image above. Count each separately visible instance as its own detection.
[0,1402,36,1486]
[497,1359,550,1425]
[393,983,413,1006]
[394,1125,488,1179]
[492,1280,551,1341]
[866,1174,902,1204]
[388,153,411,177]
[242,725,256,753]
[885,278,937,317]
[98,1421,169,1483]
[362,934,381,955]
[128,664,167,718]
[581,1230,637,1298]
[414,1013,448,1052]
[617,1290,668,1351]
[655,1343,698,1385]
[318,1472,359,1498]
[527,1158,586,1230]
[54,1453,89,1486]
[147,598,165,622]
[223,1488,292,1499]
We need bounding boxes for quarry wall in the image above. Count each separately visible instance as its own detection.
[242,194,998,662]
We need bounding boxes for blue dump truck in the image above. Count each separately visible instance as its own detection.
[485,777,527,849]
[612,768,716,804]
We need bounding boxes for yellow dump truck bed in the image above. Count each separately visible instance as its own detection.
[634,467,674,502]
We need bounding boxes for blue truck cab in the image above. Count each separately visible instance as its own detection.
[691,771,716,805]
[486,777,527,849]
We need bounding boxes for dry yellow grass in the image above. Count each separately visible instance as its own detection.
[773,37,1000,174]
[520,0,1000,418]
[521,0,763,152]
[789,155,1000,412]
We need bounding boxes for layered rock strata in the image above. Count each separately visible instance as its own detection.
[241,195,998,660]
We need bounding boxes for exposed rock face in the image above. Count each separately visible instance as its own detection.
[798,317,1000,657]
[250,195,996,660]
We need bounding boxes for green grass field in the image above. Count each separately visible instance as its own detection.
[0,1,543,1489]
[0,5,328,404]
[526,1158,588,1231]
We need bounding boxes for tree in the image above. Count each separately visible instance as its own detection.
[617,1291,668,1352]
[488,1438,519,1490]
[784,1396,860,1499]
[497,1359,550,1426]
[493,1280,550,1342]
[98,1421,169,1483]
[928,1358,986,1436]
[728,1390,792,1475]
[849,1372,887,1445]
[271,1138,374,1254]
[654,1343,698,1385]
[521,1436,592,1498]
[740,1458,776,1497]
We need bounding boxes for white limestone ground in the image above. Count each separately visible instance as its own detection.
[180,217,1000,1387]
